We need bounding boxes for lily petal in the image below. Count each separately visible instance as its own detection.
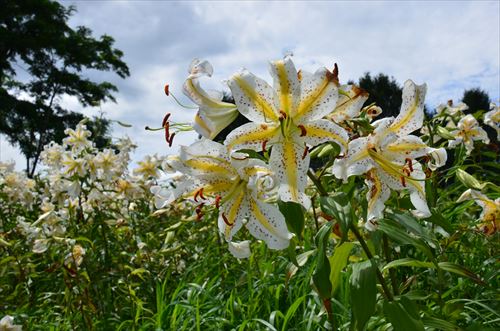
[389,80,426,136]
[295,66,339,122]
[329,84,368,122]
[228,69,279,123]
[300,119,349,153]
[246,197,292,250]
[187,58,213,79]
[384,135,432,161]
[332,137,374,182]
[365,169,391,225]
[228,241,251,259]
[269,57,301,118]
[218,187,247,242]
[224,122,279,152]
[428,147,447,171]
[270,140,311,209]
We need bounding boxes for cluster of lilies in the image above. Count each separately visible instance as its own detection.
[152,56,498,257]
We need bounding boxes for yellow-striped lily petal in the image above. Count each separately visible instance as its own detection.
[296,66,339,122]
[224,122,279,152]
[389,80,426,136]
[270,140,311,209]
[332,137,374,182]
[269,56,301,118]
[300,119,349,154]
[384,135,432,161]
[218,187,247,242]
[246,197,292,249]
[228,70,279,123]
[376,160,431,218]
[365,169,391,230]
[329,84,369,123]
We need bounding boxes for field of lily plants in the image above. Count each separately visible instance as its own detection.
[1,57,499,330]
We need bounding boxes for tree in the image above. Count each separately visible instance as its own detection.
[461,87,491,114]
[357,73,403,119]
[0,0,129,176]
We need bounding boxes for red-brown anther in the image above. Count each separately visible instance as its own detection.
[302,145,309,160]
[298,124,307,137]
[168,133,175,147]
[164,122,170,142]
[193,189,200,202]
[215,195,221,209]
[405,158,414,172]
[162,113,171,127]
[279,110,287,120]
[400,176,407,187]
[262,140,268,152]
[198,187,205,200]
[195,203,204,221]
[425,168,432,178]
[222,213,233,226]
[164,84,170,96]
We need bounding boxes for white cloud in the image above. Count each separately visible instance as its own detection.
[3,0,498,171]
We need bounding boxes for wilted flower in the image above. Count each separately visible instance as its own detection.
[458,189,500,235]
[64,244,86,268]
[225,56,348,208]
[183,59,239,139]
[448,114,490,155]
[332,80,446,229]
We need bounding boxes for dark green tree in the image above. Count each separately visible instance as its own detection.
[0,0,129,176]
[461,87,491,114]
[357,73,403,119]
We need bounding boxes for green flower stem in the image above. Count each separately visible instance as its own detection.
[307,169,328,196]
[383,234,400,296]
[349,223,394,301]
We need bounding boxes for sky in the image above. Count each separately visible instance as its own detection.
[1,0,499,171]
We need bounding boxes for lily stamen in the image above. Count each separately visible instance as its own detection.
[195,203,205,221]
[262,140,268,152]
[221,213,233,226]
[302,145,309,160]
[298,124,307,137]
[215,195,221,209]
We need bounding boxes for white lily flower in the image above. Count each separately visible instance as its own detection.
[154,139,292,250]
[228,240,251,259]
[183,59,239,139]
[448,114,490,155]
[436,100,468,117]
[484,102,499,140]
[458,189,500,235]
[225,56,349,209]
[332,80,444,227]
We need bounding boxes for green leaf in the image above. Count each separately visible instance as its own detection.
[350,260,377,331]
[281,295,306,331]
[278,200,305,241]
[383,299,424,331]
[383,258,434,271]
[286,249,315,282]
[422,317,460,331]
[320,193,352,242]
[438,262,485,285]
[329,242,354,295]
[378,218,434,260]
[428,209,454,234]
[312,222,333,300]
